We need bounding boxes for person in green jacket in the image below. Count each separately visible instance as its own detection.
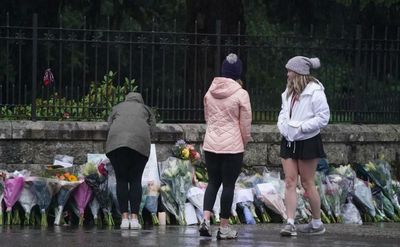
[106,92,155,230]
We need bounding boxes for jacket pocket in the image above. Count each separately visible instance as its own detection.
[287,120,303,141]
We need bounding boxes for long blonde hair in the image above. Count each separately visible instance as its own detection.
[286,74,317,99]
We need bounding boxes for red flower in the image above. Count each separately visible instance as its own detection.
[98,162,108,177]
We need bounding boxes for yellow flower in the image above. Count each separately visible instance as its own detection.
[68,175,78,182]
[181,148,190,159]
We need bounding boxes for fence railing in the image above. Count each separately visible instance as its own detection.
[1,14,400,123]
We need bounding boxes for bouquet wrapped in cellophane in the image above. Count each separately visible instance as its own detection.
[80,160,114,226]
[89,198,101,226]
[357,160,400,219]
[315,171,335,223]
[72,181,92,226]
[54,179,82,226]
[86,179,113,226]
[352,177,377,222]
[25,176,61,226]
[4,176,25,225]
[255,180,287,222]
[143,181,160,225]
[18,183,37,225]
[160,156,195,225]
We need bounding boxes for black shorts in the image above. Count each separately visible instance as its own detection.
[280,133,326,160]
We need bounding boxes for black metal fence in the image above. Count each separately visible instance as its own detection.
[1,14,400,123]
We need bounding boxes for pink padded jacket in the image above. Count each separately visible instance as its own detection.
[203,77,252,153]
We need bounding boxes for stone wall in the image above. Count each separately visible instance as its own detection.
[0,121,400,177]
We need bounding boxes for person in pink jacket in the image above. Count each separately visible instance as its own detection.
[199,53,252,240]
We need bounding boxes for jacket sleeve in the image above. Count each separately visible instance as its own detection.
[203,95,209,123]
[144,105,157,135]
[107,108,116,129]
[277,93,289,138]
[239,90,252,145]
[301,90,330,133]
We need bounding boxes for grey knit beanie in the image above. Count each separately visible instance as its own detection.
[285,56,321,75]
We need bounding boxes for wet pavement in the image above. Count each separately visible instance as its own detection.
[0,223,399,247]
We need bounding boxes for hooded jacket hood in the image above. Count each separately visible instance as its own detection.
[125,92,144,103]
[208,77,242,99]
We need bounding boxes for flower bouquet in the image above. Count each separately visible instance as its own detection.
[160,156,195,225]
[72,181,92,226]
[18,183,37,225]
[236,202,256,224]
[253,197,271,223]
[139,188,147,225]
[341,199,362,224]
[372,186,400,222]
[295,188,311,224]
[352,178,377,222]
[144,181,160,225]
[234,187,259,224]
[54,176,82,226]
[160,184,179,224]
[81,160,114,226]
[3,176,24,225]
[315,172,335,223]
[172,139,201,164]
[25,176,61,226]
[255,182,287,221]
[187,186,205,222]
[325,175,342,223]
[186,186,205,211]
[89,198,101,226]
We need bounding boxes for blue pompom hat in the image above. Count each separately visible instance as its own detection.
[221,53,242,80]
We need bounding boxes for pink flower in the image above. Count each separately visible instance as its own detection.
[194,152,201,160]
[187,144,195,150]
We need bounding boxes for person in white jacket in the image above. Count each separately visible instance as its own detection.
[277,56,330,236]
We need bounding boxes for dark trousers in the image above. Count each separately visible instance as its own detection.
[107,147,148,214]
[203,151,243,219]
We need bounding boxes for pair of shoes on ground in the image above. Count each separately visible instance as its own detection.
[199,220,238,240]
[120,218,142,230]
[280,222,325,237]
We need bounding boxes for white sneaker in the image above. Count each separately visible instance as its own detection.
[130,219,142,230]
[120,219,130,229]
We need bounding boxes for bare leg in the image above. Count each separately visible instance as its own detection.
[298,159,320,219]
[281,158,299,220]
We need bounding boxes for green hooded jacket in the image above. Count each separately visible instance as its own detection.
[106,92,155,157]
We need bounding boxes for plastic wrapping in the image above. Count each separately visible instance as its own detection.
[160,157,194,225]
[25,177,61,226]
[342,200,362,225]
[18,185,37,225]
[72,181,93,226]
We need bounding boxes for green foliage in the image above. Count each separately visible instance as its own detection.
[1,71,138,121]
